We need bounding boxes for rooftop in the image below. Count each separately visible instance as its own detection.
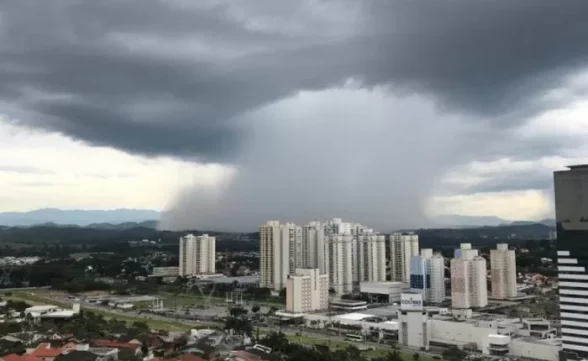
[206,275,260,284]
[335,312,375,321]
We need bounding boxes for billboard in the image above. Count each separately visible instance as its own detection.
[400,293,423,311]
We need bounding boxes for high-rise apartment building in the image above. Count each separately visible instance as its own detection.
[259,221,302,291]
[450,243,487,309]
[262,218,386,296]
[490,243,517,299]
[302,221,327,273]
[391,232,419,283]
[554,165,588,360]
[326,234,354,294]
[410,248,446,303]
[285,268,329,313]
[357,234,387,283]
[179,234,216,276]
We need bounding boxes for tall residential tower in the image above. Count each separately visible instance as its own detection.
[410,248,446,303]
[259,221,302,291]
[450,243,487,310]
[490,243,517,299]
[179,234,216,276]
[391,232,419,283]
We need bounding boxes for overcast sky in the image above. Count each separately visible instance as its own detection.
[1,0,588,231]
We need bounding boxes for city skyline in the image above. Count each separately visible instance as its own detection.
[0,1,586,231]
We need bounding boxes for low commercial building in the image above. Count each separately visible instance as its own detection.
[509,337,560,361]
[302,312,399,334]
[360,281,409,303]
[24,304,80,319]
[329,299,367,312]
[205,275,260,288]
[150,267,179,277]
[398,304,560,361]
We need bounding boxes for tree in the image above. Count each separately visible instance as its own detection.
[259,332,290,353]
[131,321,149,332]
[268,306,278,315]
[413,352,420,361]
[382,351,403,361]
[251,305,260,314]
[229,307,248,317]
[442,347,467,361]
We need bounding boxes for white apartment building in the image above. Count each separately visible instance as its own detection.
[357,234,387,283]
[265,218,386,295]
[451,243,488,310]
[324,218,353,235]
[490,243,517,299]
[259,221,302,291]
[410,249,446,303]
[286,268,329,313]
[326,234,354,294]
[391,232,419,283]
[302,221,327,273]
[179,234,216,276]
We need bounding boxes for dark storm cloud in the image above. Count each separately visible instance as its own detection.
[0,0,587,160]
[1,0,586,229]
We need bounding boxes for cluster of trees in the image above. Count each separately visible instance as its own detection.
[418,223,554,249]
[516,239,557,276]
[0,224,258,249]
[1,253,153,290]
[223,306,253,337]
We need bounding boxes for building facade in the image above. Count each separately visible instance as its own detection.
[391,232,420,283]
[302,221,327,272]
[490,243,517,299]
[179,234,216,277]
[285,268,329,313]
[554,165,588,360]
[451,244,487,310]
[357,234,387,283]
[259,221,302,291]
[410,249,446,303]
[326,234,354,295]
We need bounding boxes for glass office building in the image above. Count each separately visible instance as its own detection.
[555,165,588,361]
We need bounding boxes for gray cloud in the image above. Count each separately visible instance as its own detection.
[1,0,587,229]
[1,0,587,159]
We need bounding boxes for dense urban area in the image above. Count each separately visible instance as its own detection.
[0,214,559,361]
[1,167,586,361]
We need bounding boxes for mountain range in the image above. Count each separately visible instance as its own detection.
[430,214,556,228]
[0,208,556,229]
[0,208,160,227]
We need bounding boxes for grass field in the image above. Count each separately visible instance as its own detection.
[158,292,282,308]
[287,334,433,361]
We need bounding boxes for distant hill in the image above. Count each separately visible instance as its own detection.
[431,214,511,227]
[0,208,160,227]
[418,222,554,249]
[86,220,158,230]
[431,214,555,228]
